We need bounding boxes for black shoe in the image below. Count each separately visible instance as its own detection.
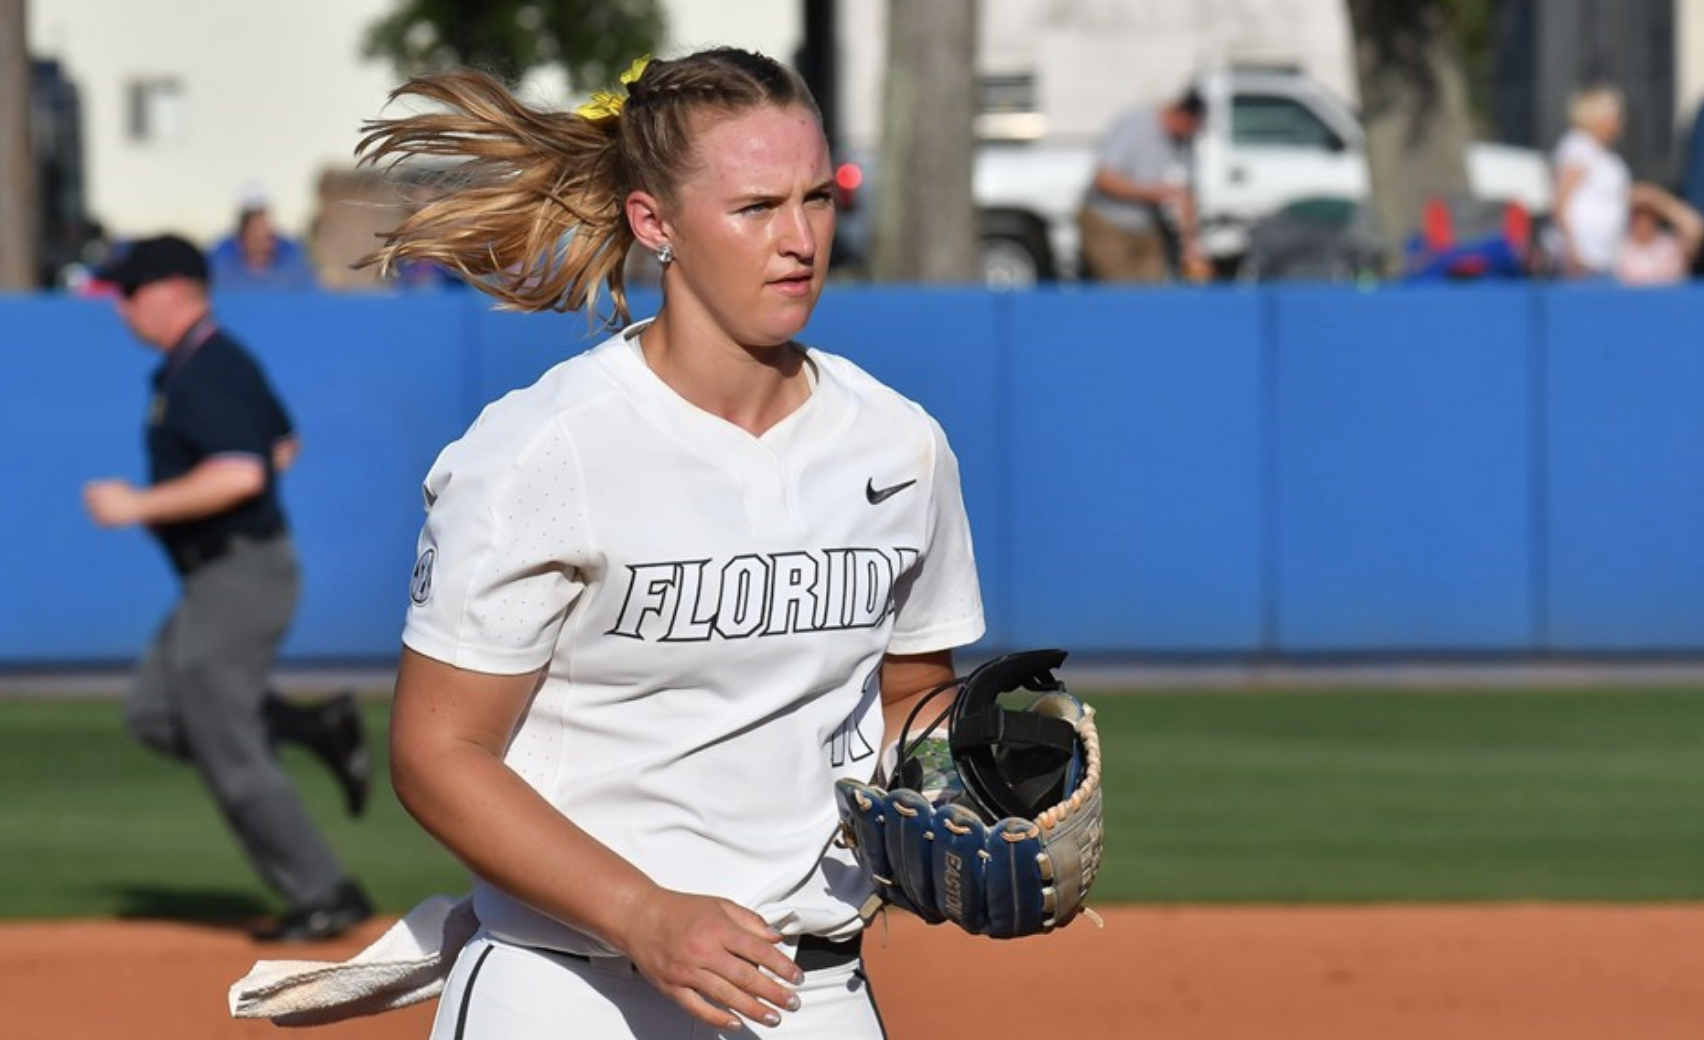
[263,690,372,818]
[252,881,374,943]
[315,691,371,818]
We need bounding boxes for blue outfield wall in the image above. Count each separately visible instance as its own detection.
[3,282,1704,667]
[1272,287,1539,652]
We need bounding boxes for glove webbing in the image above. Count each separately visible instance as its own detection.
[951,706,1078,821]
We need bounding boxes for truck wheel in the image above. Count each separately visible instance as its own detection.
[977,210,1056,288]
[980,236,1045,288]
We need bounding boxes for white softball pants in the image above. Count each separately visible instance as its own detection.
[428,933,887,1040]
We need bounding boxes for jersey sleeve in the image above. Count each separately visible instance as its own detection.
[402,413,589,675]
[886,411,985,655]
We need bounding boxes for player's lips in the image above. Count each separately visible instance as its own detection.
[768,270,816,296]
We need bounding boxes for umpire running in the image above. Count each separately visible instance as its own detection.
[84,234,373,942]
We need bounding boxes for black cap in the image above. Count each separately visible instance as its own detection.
[97,234,210,296]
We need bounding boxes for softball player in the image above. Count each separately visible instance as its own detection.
[360,48,985,1038]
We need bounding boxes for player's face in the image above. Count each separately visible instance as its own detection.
[661,103,835,348]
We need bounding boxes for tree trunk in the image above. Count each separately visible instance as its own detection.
[0,0,40,289]
[1346,0,1474,274]
[871,0,978,283]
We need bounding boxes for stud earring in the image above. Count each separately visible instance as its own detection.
[656,242,674,265]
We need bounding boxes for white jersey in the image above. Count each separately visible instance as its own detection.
[402,321,986,955]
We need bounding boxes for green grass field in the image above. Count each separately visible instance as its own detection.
[1,686,1701,922]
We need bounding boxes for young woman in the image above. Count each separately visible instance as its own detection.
[357,48,985,1038]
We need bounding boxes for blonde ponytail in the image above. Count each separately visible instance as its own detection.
[356,49,820,326]
[357,68,635,320]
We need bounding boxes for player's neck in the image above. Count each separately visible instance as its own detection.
[636,316,809,437]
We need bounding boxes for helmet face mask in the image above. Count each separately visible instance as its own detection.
[946,649,1083,823]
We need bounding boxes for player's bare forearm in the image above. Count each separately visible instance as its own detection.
[390,649,657,941]
[390,648,806,1029]
[879,649,958,746]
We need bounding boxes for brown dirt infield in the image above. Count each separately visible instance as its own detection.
[4,904,1702,1039]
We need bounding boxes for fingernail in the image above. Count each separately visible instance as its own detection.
[785,994,802,1012]
[792,968,805,984]
[764,1011,781,1027]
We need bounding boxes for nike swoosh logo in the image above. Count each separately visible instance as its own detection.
[866,478,917,505]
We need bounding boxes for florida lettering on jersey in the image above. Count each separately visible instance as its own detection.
[607,546,920,641]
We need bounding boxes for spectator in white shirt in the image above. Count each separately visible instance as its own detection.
[1548,84,1632,279]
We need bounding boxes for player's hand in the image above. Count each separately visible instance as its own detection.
[621,889,804,1031]
[83,479,146,527]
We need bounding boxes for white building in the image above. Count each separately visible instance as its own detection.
[26,0,803,245]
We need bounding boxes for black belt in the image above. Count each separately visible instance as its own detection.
[552,932,860,972]
[171,519,285,575]
[795,932,862,971]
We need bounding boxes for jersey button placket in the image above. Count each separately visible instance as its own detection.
[741,445,802,537]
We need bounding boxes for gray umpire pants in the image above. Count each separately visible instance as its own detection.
[127,532,348,909]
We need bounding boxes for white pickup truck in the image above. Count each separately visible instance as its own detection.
[844,67,1554,285]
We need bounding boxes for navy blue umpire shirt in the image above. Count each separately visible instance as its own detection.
[147,316,294,575]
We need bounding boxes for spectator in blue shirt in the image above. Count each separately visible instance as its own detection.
[209,194,319,290]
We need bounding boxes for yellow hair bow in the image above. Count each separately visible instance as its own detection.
[575,55,652,122]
